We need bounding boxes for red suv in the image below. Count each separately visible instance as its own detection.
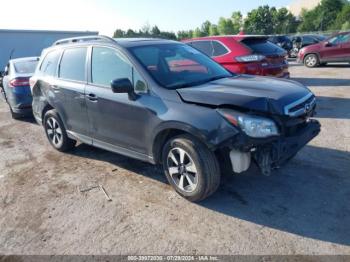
[183,36,290,78]
[298,31,350,68]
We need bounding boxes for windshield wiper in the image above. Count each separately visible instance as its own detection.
[169,75,230,89]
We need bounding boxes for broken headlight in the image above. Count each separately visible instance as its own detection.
[218,109,279,138]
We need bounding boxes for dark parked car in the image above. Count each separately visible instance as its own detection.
[289,34,327,58]
[183,36,290,78]
[1,57,39,119]
[298,31,350,67]
[268,35,293,54]
[31,36,320,201]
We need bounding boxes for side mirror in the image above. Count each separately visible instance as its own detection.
[111,78,133,94]
[324,41,332,47]
[111,78,138,100]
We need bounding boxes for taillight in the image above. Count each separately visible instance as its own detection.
[9,78,30,87]
[235,55,266,62]
[29,78,36,89]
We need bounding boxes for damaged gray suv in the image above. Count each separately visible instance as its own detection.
[31,36,321,202]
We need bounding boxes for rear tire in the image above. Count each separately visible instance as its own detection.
[304,54,319,68]
[43,109,76,152]
[162,135,221,202]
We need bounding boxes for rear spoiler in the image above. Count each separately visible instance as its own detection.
[237,36,269,42]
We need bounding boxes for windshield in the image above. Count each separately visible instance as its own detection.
[14,60,38,74]
[128,43,232,89]
[314,35,326,41]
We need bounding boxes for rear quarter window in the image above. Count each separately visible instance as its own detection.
[191,41,213,56]
[40,50,61,77]
[212,41,229,56]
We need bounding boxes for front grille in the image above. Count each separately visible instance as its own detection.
[284,93,316,117]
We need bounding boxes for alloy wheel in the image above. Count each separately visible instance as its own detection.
[167,147,198,193]
[46,117,63,148]
[305,55,317,67]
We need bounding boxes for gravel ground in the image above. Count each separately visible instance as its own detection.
[0,62,349,255]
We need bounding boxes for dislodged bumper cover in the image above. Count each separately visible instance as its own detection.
[254,119,321,175]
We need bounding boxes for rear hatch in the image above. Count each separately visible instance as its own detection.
[241,37,287,64]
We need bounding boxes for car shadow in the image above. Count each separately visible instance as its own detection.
[289,63,350,68]
[292,77,350,87]
[316,96,350,119]
[69,144,167,184]
[18,115,38,125]
[68,143,350,246]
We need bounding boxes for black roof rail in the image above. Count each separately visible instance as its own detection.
[53,35,115,46]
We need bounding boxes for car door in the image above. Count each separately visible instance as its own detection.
[56,47,90,137]
[85,46,151,155]
[339,33,350,62]
[319,34,346,62]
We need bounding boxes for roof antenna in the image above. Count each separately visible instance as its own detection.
[9,49,15,60]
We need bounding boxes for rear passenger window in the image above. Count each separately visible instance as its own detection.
[191,41,214,57]
[212,41,228,56]
[59,48,87,82]
[40,50,61,77]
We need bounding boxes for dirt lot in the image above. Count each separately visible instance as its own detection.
[0,62,350,255]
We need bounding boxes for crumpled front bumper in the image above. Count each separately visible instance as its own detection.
[222,119,321,176]
[254,119,321,175]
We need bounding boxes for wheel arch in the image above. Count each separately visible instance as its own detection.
[151,122,212,164]
[303,52,321,64]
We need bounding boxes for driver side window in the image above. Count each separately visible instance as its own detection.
[329,34,350,45]
[91,47,147,92]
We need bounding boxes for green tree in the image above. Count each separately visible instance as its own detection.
[333,3,350,30]
[298,0,345,32]
[141,22,151,36]
[297,7,319,32]
[318,0,345,31]
[209,24,219,36]
[218,17,235,35]
[159,31,177,40]
[151,26,161,36]
[342,21,350,30]
[244,5,275,34]
[125,29,136,37]
[231,11,243,33]
[193,27,205,37]
[113,29,125,38]
[201,20,212,36]
[177,30,193,40]
[273,7,298,34]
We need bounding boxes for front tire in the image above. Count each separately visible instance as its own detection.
[162,135,221,202]
[43,109,76,152]
[304,54,319,68]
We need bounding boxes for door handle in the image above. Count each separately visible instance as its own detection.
[86,93,98,102]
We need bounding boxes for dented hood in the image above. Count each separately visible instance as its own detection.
[176,75,311,115]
